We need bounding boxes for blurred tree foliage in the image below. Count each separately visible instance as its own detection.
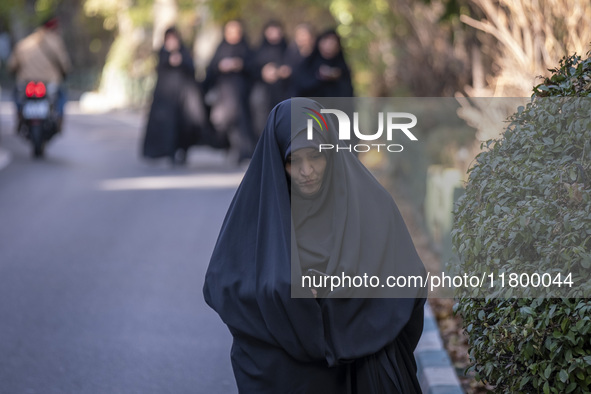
[81,0,198,107]
[455,0,591,179]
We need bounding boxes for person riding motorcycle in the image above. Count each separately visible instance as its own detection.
[8,16,71,133]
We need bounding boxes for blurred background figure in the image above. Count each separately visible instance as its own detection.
[249,20,290,136]
[0,21,11,69]
[297,29,353,98]
[284,23,315,97]
[142,27,205,165]
[203,20,254,165]
[8,16,70,133]
[298,28,356,151]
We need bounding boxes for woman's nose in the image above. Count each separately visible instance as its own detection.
[299,160,313,176]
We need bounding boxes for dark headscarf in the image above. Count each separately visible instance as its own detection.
[202,20,251,93]
[157,27,194,76]
[204,98,425,390]
[296,29,354,98]
[210,28,250,62]
[254,20,288,71]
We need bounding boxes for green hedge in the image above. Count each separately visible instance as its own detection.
[452,52,591,392]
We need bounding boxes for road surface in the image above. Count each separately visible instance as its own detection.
[0,101,240,394]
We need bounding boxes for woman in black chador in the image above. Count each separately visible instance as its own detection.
[250,21,290,136]
[142,27,209,165]
[296,29,358,151]
[297,29,354,98]
[284,23,316,97]
[204,98,426,393]
[203,20,254,164]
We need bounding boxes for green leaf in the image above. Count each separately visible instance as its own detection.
[521,306,534,316]
[544,364,552,379]
[520,376,530,389]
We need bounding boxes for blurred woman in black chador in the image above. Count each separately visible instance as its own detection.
[296,29,354,98]
[203,20,255,164]
[142,27,211,165]
[284,23,316,97]
[250,20,291,136]
[204,98,426,393]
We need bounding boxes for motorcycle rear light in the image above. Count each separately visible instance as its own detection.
[25,82,46,98]
[25,82,35,97]
[35,82,46,98]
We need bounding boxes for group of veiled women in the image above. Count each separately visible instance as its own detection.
[142,20,354,165]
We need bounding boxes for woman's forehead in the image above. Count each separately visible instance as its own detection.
[290,147,317,157]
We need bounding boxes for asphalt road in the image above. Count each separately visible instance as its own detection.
[0,102,241,394]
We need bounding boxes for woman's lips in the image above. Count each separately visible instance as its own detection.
[299,180,318,187]
[298,180,320,191]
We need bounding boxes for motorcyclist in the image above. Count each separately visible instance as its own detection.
[8,16,71,133]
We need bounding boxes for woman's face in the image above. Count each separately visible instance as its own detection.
[264,25,283,45]
[164,33,180,52]
[295,26,314,55]
[285,148,327,196]
[224,21,243,45]
[318,34,340,59]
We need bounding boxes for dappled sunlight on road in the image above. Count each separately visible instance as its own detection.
[96,172,245,191]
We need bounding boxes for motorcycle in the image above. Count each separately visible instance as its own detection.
[16,81,60,158]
